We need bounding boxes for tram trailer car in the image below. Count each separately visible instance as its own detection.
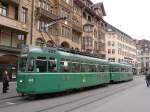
[109,62,133,82]
[17,46,133,95]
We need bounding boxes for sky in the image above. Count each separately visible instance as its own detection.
[92,0,150,40]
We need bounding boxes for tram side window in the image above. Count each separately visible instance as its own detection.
[19,57,27,72]
[89,64,97,72]
[36,57,47,72]
[81,64,86,72]
[98,65,107,72]
[48,58,57,72]
[111,67,120,72]
[60,59,71,72]
[121,67,126,72]
[72,62,81,72]
[126,67,130,72]
[81,63,88,72]
[28,58,34,72]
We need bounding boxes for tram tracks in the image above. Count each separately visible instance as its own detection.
[0,79,141,111]
[35,80,141,112]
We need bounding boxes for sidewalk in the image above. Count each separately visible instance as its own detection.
[0,81,18,100]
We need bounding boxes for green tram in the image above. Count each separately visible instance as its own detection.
[17,46,133,95]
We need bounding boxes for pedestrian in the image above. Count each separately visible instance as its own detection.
[145,69,150,87]
[2,70,10,93]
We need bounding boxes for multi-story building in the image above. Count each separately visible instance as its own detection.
[33,0,82,50]
[137,39,150,75]
[0,0,107,80]
[105,24,137,68]
[135,39,142,75]
[0,0,32,80]
[33,0,107,55]
[81,0,106,58]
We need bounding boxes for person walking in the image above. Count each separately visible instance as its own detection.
[145,69,150,87]
[2,70,10,93]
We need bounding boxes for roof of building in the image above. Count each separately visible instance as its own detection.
[106,23,133,39]
[73,0,106,23]
[91,2,106,16]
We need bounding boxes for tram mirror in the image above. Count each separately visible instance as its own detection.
[64,61,68,67]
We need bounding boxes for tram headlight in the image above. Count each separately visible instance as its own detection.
[19,80,23,83]
[28,78,34,83]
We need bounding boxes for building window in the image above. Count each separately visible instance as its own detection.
[21,7,28,23]
[15,7,19,20]
[37,20,47,32]
[18,34,26,48]
[112,49,115,54]
[82,37,93,48]
[61,8,70,19]
[83,12,86,19]
[0,4,8,16]
[72,32,80,43]
[108,49,111,54]
[112,41,115,46]
[38,0,52,12]
[0,30,11,46]
[88,16,92,22]
[61,26,71,38]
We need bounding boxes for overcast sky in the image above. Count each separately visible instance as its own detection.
[92,0,150,40]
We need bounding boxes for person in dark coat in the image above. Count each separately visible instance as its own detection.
[145,69,150,87]
[2,70,10,93]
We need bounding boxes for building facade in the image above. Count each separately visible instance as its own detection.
[105,24,137,70]
[33,0,82,50]
[0,0,32,80]
[137,39,150,75]
[81,0,106,58]
[0,0,107,80]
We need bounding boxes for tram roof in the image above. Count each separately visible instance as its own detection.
[109,62,132,67]
[58,51,108,64]
[23,46,108,64]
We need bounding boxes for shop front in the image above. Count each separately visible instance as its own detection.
[0,52,19,81]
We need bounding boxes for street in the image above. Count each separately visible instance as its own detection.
[0,76,149,112]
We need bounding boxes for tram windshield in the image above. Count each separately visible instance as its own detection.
[19,57,27,72]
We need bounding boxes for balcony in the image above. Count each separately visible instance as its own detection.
[0,15,29,33]
[0,45,20,53]
[0,0,20,5]
[59,0,72,9]
[36,7,56,21]
[72,22,82,33]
